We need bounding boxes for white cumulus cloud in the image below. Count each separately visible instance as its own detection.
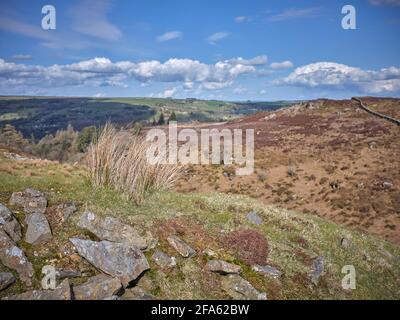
[278,62,400,93]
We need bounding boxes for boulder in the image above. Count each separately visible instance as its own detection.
[70,238,150,287]
[151,251,176,269]
[73,274,122,300]
[10,188,47,214]
[25,212,52,245]
[252,265,282,278]
[0,203,22,242]
[77,211,147,250]
[3,279,71,300]
[0,272,15,291]
[0,229,33,286]
[206,260,242,274]
[167,235,196,258]
[246,211,263,225]
[221,274,267,300]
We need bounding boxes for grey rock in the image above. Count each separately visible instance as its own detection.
[0,229,34,286]
[70,238,150,287]
[382,181,393,189]
[77,211,147,250]
[10,188,47,214]
[73,274,122,300]
[0,203,22,242]
[340,237,350,248]
[221,274,267,300]
[121,287,156,300]
[167,235,196,258]
[3,279,71,300]
[56,269,81,280]
[252,265,282,278]
[310,256,325,285]
[151,251,176,268]
[57,202,77,222]
[25,212,52,245]
[0,272,15,291]
[246,211,263,225]
[206,260,242,274]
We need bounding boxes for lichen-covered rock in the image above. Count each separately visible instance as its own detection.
[73,274,122,300]
[167,235,196,258]
[252,265,282,278]
[0,229,33,286]
[77,211,147,250]
[25,212,52,245]
[0,272,15,291]
[3,279,71,300]
[0,203,22,242]
[206,260,242,274]
[221,274,267,300]
[70,238,150,286]
[10,188,47,214]
[151,251,176,268]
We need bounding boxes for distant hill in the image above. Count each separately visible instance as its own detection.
[0,96,293,139]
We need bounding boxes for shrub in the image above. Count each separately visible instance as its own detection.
[224,229,268,265]
[76,126,97,152]
[0,124,29,151]
[33,124,78,162]
[85,123,181,204]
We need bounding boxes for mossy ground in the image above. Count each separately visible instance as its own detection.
[0,150,399,300]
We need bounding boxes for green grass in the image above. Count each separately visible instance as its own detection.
[0,153,399,300]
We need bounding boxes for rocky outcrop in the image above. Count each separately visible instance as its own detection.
[167,235,196,258]
[206,260,242,275]
[0,272,15,291]
[25,212,52,245]
[10,188,47,215]
[76,211,147,250]
[0,229,33,286]
[3,279,71,300]
[70,238,150,286]
[0,203,22,242]
[221,274,267,300]
[73,274,122,300]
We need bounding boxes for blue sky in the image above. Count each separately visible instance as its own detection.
[0,0,400,100]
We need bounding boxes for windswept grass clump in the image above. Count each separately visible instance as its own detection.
[85,123,181,203]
